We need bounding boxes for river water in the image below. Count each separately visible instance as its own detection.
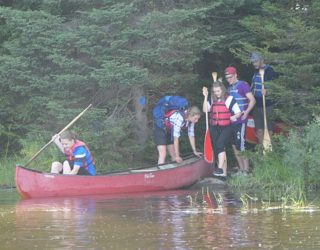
[1,187,320,250]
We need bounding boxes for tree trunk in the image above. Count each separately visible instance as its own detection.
[132,86,149,145]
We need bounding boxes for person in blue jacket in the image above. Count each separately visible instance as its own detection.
[250,52,279,144]
[50,130,96,175]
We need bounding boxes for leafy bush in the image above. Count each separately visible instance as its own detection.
[282,121,320,189]
[230,121,320,201]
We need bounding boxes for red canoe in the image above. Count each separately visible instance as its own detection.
[15,156,212,199]
[246,115,289,144]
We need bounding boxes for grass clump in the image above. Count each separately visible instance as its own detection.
[230,120,320,203]
[0,156,19,188]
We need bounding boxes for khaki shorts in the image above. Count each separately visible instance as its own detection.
[252,106,273,130]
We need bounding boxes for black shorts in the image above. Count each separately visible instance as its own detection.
[154,126,173,146]
[64,160,91,176]
[252,105,274,130]
[231,123,247,152]
[210,125,233,156]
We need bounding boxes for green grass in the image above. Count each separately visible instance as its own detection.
[0,156,19,187]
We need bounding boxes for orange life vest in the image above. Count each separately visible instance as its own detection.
[64,140,95,169]
[209,101,231,127]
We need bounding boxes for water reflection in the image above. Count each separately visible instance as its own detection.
[16,197,98,249]
[14,190,199,249]
[0,188,319,249]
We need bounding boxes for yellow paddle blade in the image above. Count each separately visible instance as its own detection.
[212,72,218,82]
[263,130,272,154]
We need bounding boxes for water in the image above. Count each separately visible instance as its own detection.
[1,188,320,249]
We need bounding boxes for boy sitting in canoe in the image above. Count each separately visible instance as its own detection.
[50,130,96,175]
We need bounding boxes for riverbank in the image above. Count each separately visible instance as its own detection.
[190,177,227,190]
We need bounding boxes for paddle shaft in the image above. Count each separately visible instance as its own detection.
[259,68,272,151]
[205,95,209,129]
[209,71,218,126]
[259,70,268,130]
[208,72,218,126]
[24,104,93,167]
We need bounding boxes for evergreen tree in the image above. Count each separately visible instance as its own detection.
[0,0,318,168]
[236,0,320,124]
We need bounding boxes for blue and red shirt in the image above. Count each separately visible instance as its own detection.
[65,140,96,175]
[228,80,251,124]
[164,110,195,138]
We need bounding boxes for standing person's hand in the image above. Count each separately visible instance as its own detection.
[193,151,202,158]
[230,115,237,122]
[241,111,249,120]
[175,156,183,163]
[202,87,208,98]
[262,88,267,96]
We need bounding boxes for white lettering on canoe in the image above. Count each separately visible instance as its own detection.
[44,175,55,178]
[144,173,155,179]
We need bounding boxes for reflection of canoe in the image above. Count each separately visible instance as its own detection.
[15,156,212,199]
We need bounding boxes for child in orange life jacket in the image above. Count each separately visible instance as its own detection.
[50,130,96,175]
[154,106,202,164]
[202,82,242,177]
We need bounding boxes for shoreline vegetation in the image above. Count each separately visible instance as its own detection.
[187,187,319,213]
[2,121,320,204]
[228,120,320,203]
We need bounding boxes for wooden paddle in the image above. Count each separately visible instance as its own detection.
[259,68,272,153]
[203,72,218,163]
[204,94,214,163]
[24,104,93,167]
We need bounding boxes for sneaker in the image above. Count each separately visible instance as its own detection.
[241,171,249,176]
[232,170,249,177]
[213,168,225,176]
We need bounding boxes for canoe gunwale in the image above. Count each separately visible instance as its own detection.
[16,154,197,177]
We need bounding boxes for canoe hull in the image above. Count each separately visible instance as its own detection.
[15,157,212,199]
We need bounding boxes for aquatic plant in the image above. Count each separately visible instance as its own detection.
[187,187,223,211]
[240,193,258,213]
[240,192,318,214]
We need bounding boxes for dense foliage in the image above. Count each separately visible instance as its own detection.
[229,120,320,202]
[0,0,319,171]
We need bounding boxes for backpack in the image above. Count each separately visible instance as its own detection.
[153,96,189,130]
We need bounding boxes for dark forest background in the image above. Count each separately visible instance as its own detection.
[0,0,319,170]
